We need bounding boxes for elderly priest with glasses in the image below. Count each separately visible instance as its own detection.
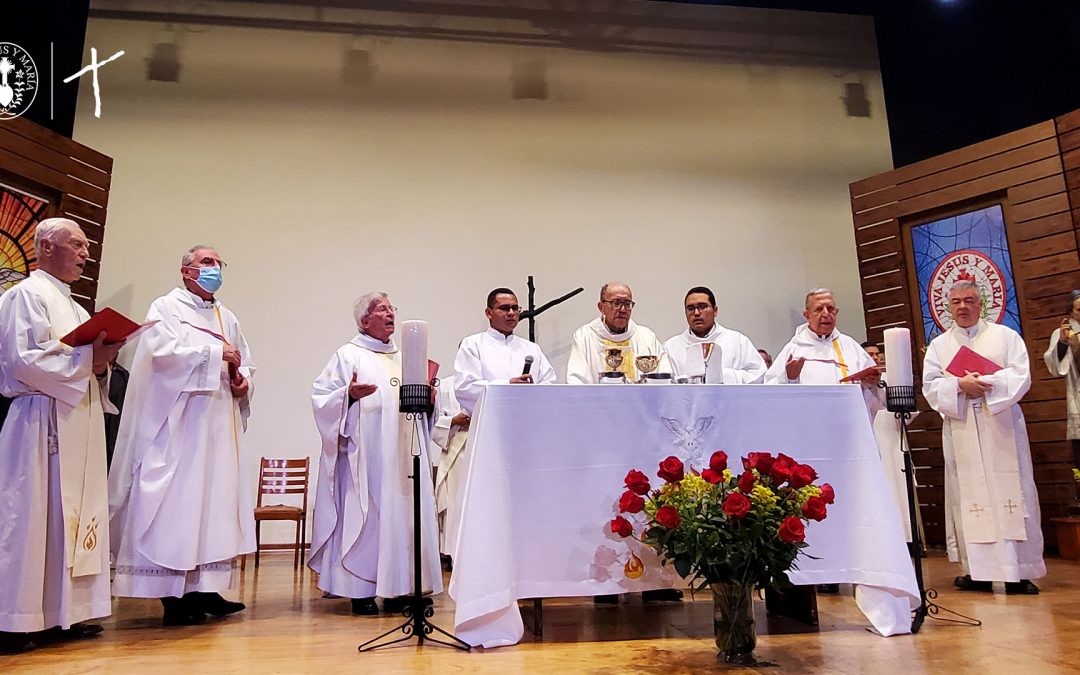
[566,282,670,384]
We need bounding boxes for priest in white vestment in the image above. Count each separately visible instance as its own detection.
[309,292,442,616]
[444,288,557,557]
[664,286,766,384]
[430,374,467,555]
[0,219,122,653]
[110,246,255,625]
[923,280,1044,594]
[566,282,670,384]
[1043,290,1080,470]
[765,289,880,412]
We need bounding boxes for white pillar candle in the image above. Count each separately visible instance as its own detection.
[883,327,913,387]
[401,320,428,385]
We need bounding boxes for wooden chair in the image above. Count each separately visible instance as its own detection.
[254,457,310,569]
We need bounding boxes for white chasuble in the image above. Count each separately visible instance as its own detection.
[110,287,256,597]
[0,270,112,631]
[566,318,670,384]
[1044,319,1080,439]
[309,333,442,599]
[923,320,1045,582]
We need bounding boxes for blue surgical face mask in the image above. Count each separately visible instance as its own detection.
[193,266,222,294]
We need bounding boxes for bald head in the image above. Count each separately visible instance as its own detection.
[598,281,634,333]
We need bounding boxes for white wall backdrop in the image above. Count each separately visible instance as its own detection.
[72,11,893,542]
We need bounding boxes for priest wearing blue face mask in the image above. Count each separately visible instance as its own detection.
[109,245,257,626]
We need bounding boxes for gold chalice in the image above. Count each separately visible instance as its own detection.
[605,348,625,370]
[636,355,659,382]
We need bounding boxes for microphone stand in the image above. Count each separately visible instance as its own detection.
[882,382,980,633]
[522,275,584,343]
[359,380,471,653]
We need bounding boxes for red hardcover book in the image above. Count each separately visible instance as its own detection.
[945,345,1002,377]
[839,365,883,383]
[61,308,157,347]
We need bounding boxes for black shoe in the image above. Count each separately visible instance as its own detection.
[195,592,246,617]
[816,584,840,595]
[56,623,104,640]
[642,589,684,603]
[0,632,36,654]
[593,594,619,605]
[382,595,434,615]
[953,575,993,592]
[1004,580,1040,595]
[161,596,207,626]
[351,598,380,616]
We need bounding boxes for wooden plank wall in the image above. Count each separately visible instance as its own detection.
[0,117,112,313]
[849,111,1080,549]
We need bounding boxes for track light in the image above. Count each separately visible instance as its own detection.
[511,57,547,101]
[146,41,180,83]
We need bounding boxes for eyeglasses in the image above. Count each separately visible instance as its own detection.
[372,305,397,314]
[494,304,521,313]
[809,305,837,315]
[602,299,635,310]
[685,303,713,314]
[186,257,228,269]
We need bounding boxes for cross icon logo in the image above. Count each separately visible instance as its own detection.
[1003,499,1018,514]
[969,503,985,517]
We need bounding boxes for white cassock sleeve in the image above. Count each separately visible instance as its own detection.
[533,351,557,384]
[922,340,963,419]
[565,327,592,384]
[764,341,798,384]
[723,335,767,384]
[1044,329,1071,377]
[979,330,1031,416]
[454,341,509,414]
[1,287,93,407]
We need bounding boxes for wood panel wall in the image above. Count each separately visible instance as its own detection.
[0,116,112,313]
[850,109,1080,549]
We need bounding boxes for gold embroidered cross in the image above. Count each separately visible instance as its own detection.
[969,504,986,517]
[1003,499,1018,514]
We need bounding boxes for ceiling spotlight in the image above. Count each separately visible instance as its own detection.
[842,82,871,118]
[342,48,376,87]
[146,41,180,83]
[512,57,548,101]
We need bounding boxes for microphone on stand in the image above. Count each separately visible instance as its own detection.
[522,355,534,379]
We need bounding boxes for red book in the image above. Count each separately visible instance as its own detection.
[839,365,883,383]
[945,345,1002,377]
[61,308,157,347]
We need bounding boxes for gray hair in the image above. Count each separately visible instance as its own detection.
[34,218,81,251]
[804,288,834,309]
[948,280,979,296]
[181,245,216,267]
[599,281,632,301]
[353,291,389,330]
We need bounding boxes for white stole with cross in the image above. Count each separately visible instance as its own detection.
[24,272,111,577]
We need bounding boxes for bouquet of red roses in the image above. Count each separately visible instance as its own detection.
[610,451,834,589]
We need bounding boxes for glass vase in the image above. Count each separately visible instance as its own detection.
[711,580,756,664]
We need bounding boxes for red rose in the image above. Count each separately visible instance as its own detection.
[743,452,774,474]
[802,496,827,521]
[610,515,633,537]
[701,468,724,484]
[722,492,752,520]
[778,516,805,543]
[769,455,796,485]
[657,456,685,484]
[709,450,728,473]
[655,505,681,529]
[820,483,835,505]
[624,469,651,496]
[618,490,645,514]
[738,470,756,494]
[788,463,818,489]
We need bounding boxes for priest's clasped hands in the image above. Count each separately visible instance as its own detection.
[958,371,993,397]
[223,345,249,398]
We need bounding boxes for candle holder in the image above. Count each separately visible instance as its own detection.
[885,384,917,413]
[399,383,434,415]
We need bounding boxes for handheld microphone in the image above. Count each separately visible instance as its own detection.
[522,355,534,377]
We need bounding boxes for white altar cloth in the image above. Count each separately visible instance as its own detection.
[449,384,918,648]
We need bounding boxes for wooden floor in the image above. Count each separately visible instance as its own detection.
[6,553,1079,674]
